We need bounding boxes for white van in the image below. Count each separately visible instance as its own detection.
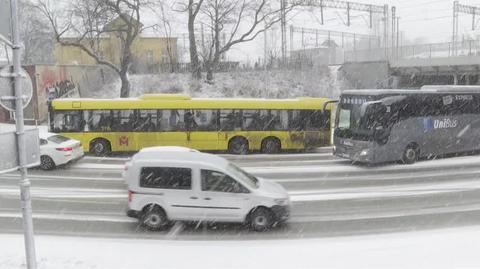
[124,146,290,231]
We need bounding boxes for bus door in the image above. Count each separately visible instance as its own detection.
[288,110,306,149]
[156,110,188,147]
[217,110,242,150]
[305,110,331,147]
[186,109,220,150]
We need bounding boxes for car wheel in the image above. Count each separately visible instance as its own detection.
[90,139,111,156]
[249,207,273,232]
[141,205,169,231]
[40,155,55,170]
[261,138,281,154]
[228,137,249,155]
[402,144,419,164]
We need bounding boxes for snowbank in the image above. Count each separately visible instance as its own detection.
[2,225,480,269]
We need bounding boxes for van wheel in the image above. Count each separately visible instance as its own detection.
[141,205,169,231]
[402,144,419,164]
[249,207,273,232]
[40,155,55,170]
[261,137,281,154]
[228,137,249,155]
[90,139,111,156]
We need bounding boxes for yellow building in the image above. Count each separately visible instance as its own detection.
[54,16,177,73]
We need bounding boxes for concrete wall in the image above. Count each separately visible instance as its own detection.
[339,61,390,89]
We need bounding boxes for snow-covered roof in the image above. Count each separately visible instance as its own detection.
[132,147,229,170]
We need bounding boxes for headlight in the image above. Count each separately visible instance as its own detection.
[274,198,289,206]
[360,149,369,156]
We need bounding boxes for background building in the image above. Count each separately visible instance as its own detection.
[54,16,178,74]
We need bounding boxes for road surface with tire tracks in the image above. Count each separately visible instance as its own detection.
[1,149,480,240]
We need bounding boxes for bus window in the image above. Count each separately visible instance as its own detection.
[307,110,330,131]
[137,110,157,132]
[53,110,84,132]
[88,110,113,132]
[220,110,242,131]
[111,110,135,132]
[184,110,198,131]
[243,110,262,131]
[288,110,305,131]
[193,110,217,131]
[265,110,288,131]
[159,110,185,131]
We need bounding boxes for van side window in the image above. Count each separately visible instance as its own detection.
[140,167,192,189]
[201,170,249,193]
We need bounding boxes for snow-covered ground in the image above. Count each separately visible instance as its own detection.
[99,68,344,100]
[2,226,480,269]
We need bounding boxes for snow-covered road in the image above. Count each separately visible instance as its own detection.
[1,152,480,241]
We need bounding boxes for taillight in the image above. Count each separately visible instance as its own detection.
[128,190,133,202]
[56,147,73,151]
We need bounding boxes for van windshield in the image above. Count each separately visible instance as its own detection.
[226,163,259,189]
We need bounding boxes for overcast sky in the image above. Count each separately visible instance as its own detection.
[157,0,480,63]
[2,0,479,64]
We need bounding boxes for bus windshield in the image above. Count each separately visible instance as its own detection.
[336,96,386,140]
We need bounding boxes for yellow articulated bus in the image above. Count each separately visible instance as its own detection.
[48,94,334,155]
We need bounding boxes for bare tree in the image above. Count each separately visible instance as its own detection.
[175,0,203,79]
[199,0,295,83]
[158,2,176,73]
[37,0,148,97]
[188,0,203,80]
[19,0,54,64]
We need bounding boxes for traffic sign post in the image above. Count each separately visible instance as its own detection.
[0,66,33,111]
[0,0,38,268]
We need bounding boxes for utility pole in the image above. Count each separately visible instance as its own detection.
[280,0,287,65]
[452,1,458,56]
[391,6,396,59]
[10,0,37,268]
[396,17,400,60]
[384,4,389,60]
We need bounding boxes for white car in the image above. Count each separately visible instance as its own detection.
[124,146,290,231]
[39,132,84,170]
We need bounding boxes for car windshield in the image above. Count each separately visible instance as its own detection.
[47,135,71,144]
[226,163,259,189]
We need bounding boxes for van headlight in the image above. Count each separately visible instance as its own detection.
[274,198,289,206]
[360,149,369,156]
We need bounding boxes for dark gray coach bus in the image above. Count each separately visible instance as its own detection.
[333,87,480,164]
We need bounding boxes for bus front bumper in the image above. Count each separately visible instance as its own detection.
[333,142,374,163]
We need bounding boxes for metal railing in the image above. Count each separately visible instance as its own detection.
[344,39,480,63]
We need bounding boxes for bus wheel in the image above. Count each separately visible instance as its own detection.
[402,144,419,164]
[90,138,111,156]
[228,137,249,155]
[261,137,281,154]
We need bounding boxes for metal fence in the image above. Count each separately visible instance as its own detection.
[132,62,240,74]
